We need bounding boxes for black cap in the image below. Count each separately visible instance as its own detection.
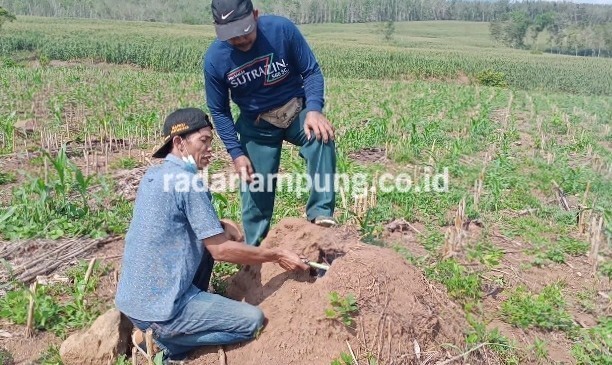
[211,0,257,41]
[152,108,213,158]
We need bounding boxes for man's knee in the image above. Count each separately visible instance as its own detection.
[243,305,265,336]
[302,137,335,157]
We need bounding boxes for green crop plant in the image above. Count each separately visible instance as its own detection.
[476,69,508,87]
[325,292,359,327]
[330,352,353,365]
[0,146,131,240]
[211,262,240,296]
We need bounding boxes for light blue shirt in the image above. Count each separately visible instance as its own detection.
[115,154,224,321]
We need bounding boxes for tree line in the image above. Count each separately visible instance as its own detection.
[490,9,612,57]
[1,0,611,25]
[1,1,611,57]
[0,5,16,29]
[0,0,213,25]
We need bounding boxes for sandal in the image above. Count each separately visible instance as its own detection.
[131,329,159,358]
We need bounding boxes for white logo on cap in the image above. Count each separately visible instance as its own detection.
[244,24,252,33]
[221,10,234,20]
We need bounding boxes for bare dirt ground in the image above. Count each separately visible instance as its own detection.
[1,219,473,365]
[189,218,468,365]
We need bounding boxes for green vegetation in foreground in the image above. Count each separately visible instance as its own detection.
[572,318,612,365]
[1,17,612,95]
[501,283,574,331]
[325,291,359,327]
[0,147,131,240]
[0,260,110,338]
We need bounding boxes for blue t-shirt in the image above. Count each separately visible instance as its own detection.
[115,154,224,322]
[204,15,325,160]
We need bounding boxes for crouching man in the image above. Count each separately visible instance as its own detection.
[115,108,308,363]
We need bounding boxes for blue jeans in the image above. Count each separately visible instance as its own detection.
[129,291,265,359]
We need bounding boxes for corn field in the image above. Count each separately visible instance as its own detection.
[1,17,611,95]
[0,15,611,365]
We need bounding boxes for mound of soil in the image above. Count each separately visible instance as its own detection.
[192,218,468,364]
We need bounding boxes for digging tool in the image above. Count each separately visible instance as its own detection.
[302,259,330,271]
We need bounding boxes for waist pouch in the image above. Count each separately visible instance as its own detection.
[257,97,303,129]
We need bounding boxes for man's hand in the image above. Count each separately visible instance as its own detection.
[276,249,309,271]
[304,111,334,143]
[234,155,254,183]
[220,219,244,242]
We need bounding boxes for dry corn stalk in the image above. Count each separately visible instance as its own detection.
[552,180,570,211]
[145,329,155,365]
[25,281,37,338]
[339,187,348,210]
[588,215,604,275]
[504,92,513,127]
[473,166,485,211]
[564,114,572,139]
[353,184,377,220]
[578,182,591,234]
[442,198,468,258]
[83,258,97,285]
[219,347,227,365]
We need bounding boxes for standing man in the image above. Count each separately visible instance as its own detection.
[204,0,337,246]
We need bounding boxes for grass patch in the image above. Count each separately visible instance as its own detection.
[558,237,590,256]
[110,156,140,170]
[503,216,553,246]
[571,317,612,365]
[211,262,240,296]
[37,345,62,365]
[419,228,445,253]
[534,236,590,266]
[0,260,109,338]
[597,260,612,280]
[424,259,482,305]
[502,216,589,267]
[465,317,521,364]
[467,239,504,268]
[575,289,597,315]
[0,171,16,185]
[0,347,14,365]
[330,353,354,365]
[530,338,549,362]
[501,283,574,331]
